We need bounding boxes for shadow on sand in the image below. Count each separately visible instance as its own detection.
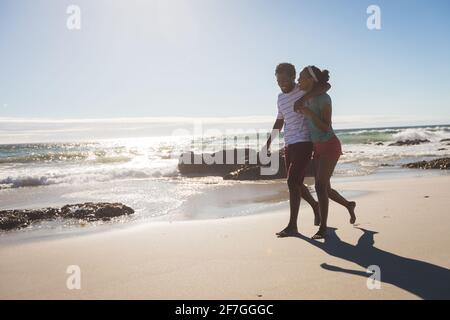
[292,227,450,299]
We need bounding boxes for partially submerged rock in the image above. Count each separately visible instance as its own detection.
[178,149,253,177]
[0,214,29,230]
[178,148,314,180]
[389,139,430,146]
[402,157,450,170]
[0,202,134,231]
[380,163,394,167]
[61,202,135,221]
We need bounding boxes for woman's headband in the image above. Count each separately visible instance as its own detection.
[307,66,318,82]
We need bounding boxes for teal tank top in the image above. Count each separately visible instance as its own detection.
[304,93,335,142]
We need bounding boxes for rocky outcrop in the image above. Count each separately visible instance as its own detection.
[380,163,394,167]
[60,203,135,221]
[178,148,314,180]
[440,138,450,142]
[178,149,254,177]
[0,214,29,230]
[389,139,430,146]
[402,157,450,170]
[0,202,134,231]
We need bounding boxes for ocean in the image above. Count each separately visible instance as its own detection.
[1,119,449,237]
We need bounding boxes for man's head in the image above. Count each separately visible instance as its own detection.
[275,63,296,93]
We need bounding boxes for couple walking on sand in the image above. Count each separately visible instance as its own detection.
[261,63,356,239]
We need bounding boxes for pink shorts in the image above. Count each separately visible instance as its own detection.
[313,135,343,161]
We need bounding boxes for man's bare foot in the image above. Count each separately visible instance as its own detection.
[312,202,321,226]
[276,226,298,237]
[347,201,356,224]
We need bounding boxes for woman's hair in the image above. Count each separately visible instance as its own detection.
[307,65,330,87]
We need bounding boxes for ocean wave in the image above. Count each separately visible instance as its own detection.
[0,142,140,165]
[0,176,51,188]
[341,128,400,135]
[0,152,85,164]
[392,127,448,142]
[0,167,179,189]
[336,126,450,144]
[337,131,393,144]
[0,152,133,165]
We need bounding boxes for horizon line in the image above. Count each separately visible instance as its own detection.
[0,115,449,130]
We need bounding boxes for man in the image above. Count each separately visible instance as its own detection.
[261,63,329,237]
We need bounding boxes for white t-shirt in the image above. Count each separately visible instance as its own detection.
[277,85,311,145]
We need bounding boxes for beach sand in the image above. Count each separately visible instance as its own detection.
[0,173,449,299]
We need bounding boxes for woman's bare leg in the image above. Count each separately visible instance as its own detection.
[328,187,356,224]
[309,162,356,224]
[328,188,348,206]
[312,157,338,239]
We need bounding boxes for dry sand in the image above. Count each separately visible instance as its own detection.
[1,173,449,299]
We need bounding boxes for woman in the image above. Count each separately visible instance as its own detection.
[294,66,356,239]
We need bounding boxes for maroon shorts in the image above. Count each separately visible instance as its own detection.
[284,141,313,186]
[313,135,343,161]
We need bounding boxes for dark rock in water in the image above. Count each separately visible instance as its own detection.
[178,148,314,180]
[24,208,61,221]
[61,202,134,221]
[178,149,253,177]
[0,214,29,230]
[440,138,450,142]
[375,142,384,146]
[402,157,450,170]
[380,163,394,167]
[0,207,61,230]
[438,148,447,151]
[0,202,134,231]
[389,139,430,146]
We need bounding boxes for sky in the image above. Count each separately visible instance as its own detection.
[0,0,450,126]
